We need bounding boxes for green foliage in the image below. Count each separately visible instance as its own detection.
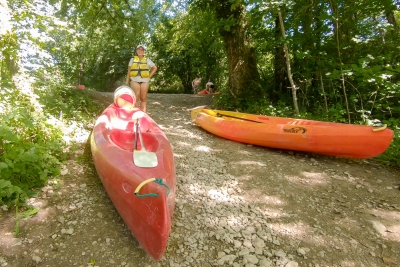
[34,81,105,121]
[44,0,160,91]
[14,206,40,237]
[151,5,227,93]
[376,129,400,166]
[0,180,27,207]
[0,84,65,207]
[0,31,19,80]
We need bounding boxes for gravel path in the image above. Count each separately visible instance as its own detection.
[0,93,399,267]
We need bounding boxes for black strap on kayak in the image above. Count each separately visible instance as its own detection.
[215,112,263,124]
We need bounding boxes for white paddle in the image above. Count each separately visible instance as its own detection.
[133,120,158,168]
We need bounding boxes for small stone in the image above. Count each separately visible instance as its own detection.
[273,239,280,246]
[275,250,286,258]
[252,237,265,248]
[218,255,237,265]
[371,220,387,236]
[239,248,250,256]
[285,261,299,267]
[32,255,41,263]
[243,239,253,248]
[297,248,306,256]
[243,254,259,264]
[217,251,226,258]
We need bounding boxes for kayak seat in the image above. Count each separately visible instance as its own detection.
[110,129,159,152]
[140,132,160,152]
[110,130,138,151]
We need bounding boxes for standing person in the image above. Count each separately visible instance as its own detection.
[125,44,157,113]
[206,81,214,93]
[192,76,201,94]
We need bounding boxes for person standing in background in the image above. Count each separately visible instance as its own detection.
[192,76,201,94]
[206,81,214,93]
[125,45,157,113]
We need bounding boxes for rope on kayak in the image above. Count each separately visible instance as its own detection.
[134,178,171,198]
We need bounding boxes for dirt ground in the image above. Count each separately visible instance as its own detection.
[0,92,399,267]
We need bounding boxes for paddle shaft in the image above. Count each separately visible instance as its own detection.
[202,109,264,124]
[215,112,263,124]
[134,121,139,150]
[138,122,147,151]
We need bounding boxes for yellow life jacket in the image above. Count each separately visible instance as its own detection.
[130,56,150,78]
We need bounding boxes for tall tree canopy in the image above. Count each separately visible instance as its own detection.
[4,0,400,122]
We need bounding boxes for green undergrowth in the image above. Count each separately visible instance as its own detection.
[34,81,106,121]
[0,85,64,208]
[0,78,103,210]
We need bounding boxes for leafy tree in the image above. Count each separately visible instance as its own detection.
[151,4,226,93]
[191,0,261,102]
[46,0,160,91]
[1,1,66,207]
[1,0,19,86]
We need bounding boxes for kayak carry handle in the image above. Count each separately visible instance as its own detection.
[134,178,170,198]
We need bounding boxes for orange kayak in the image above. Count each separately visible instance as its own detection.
[91,104,176,260]
[191,109,394,158]
[197,89,220,95]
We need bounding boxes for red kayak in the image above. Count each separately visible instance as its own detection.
[197,89,220,95]
[91,96,176,260]
[197,89,210,95]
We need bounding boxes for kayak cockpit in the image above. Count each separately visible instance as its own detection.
[110,129,159,152]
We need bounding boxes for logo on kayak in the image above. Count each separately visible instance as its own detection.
[283,127,307,134]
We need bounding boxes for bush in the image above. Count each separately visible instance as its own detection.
[0,84,64,206]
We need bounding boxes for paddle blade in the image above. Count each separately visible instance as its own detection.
[133,150,158,168]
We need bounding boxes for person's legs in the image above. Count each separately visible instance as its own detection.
[131,81,141,107]
[139,82,150,112]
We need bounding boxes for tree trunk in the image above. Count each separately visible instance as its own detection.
[214,0,260,98]
[278,12,299,116]
[273,15,288,102]
[386,11,398,30]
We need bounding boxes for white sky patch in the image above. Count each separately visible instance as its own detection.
[0,0,12,34]
[8,0,65,70]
